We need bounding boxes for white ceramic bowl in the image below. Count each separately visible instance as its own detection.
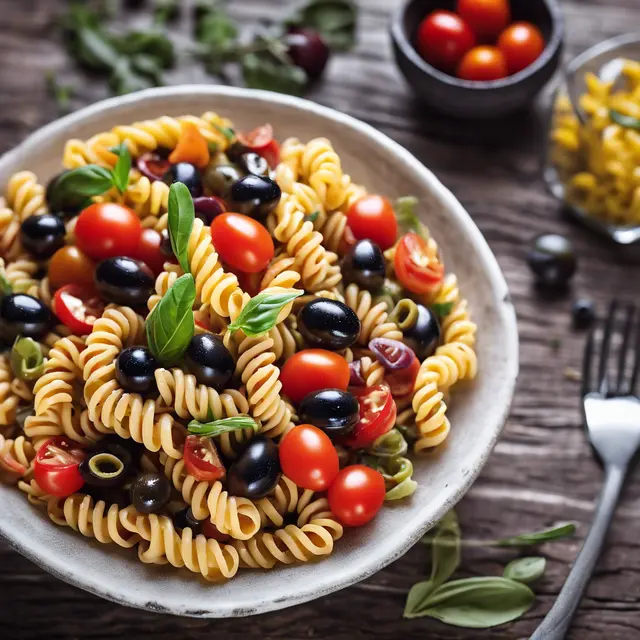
[0,86,518,617]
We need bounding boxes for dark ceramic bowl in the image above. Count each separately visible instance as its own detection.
[391,0,565,118]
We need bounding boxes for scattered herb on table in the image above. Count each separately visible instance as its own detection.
[45,72,74,113]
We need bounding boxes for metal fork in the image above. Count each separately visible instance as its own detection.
[531,301,640,640]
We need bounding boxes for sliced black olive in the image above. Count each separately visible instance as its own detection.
[46,171,90,217]
[163,162,203,197]
[239,152,269,177]
[527,234,577,288]
[298,298,360,351]
[229,175,281,219]
[20,213,66,259]
[193,196,226,225]
[129,472,172,514]
[184,333,234,390]
[95,256,154,306]
[173,507,202,534]
[299,389,359,438]
[116,346,158,394]
[342,239,386,291]
[0,294,52,341]
[402,304,440,360]
[203,164,242,199]
[79,451,128,488]
[572,298,596,330]
[227,436,281,499]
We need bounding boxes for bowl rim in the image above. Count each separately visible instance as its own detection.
[0,85,519,617]
[390,0,565,90]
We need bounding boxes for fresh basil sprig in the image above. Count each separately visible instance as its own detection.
[610,109,640,131]
[432,301,454,318]
[110,144,132,193]
[188,415,259,438]
[228,291,304,337]
[503,557,546,584]
[146,273,196,366]
[167,182,195,274]
[10,337,44,381]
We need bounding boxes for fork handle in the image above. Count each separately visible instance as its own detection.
[530,465,626,640]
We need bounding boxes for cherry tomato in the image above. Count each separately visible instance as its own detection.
[210,213,274,274]
[346,195,398,250]
[328,465,386,527]
[33,436,85,498]
[457,45,508,81]
[280,349,350,404]
[386,354,420,397]
[53,284,105,335]
[498,22,545,75]
[237,124,281,168]
[279,424,340,492]
[394,233,445,295]
[457,0,510,40]
[345,385,397,450]
[48,246,95,290]
[183,435,226,482]
[135,228,166,275]
[75,203,142,261]
[233,268,264,298]
[416,10,476,73]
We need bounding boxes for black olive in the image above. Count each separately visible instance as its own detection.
[203,165,242,199]
[229,175,281,219]
[46,171,90,216]
[173,507,202,534]
[84,484,130,508]
[184,333,234,390]
[239,152,269,177]
[299,389,359,438]
[403,304,440,360]
[129,472,172,514]
[20,213,66,259]
[159,229,173,258]
[298,298,360,351]
[95,257,155,306]
[572,298,596,330]
[79,449,130,488]
[225,141,248,163]
[527,234,577,288]
[116,346,158,394]
[0,294,52,341]
[342,239,386,291]
[227,436,281,499]
[94,434,143,465]
[193,196,226,225]
[163,162,203,198]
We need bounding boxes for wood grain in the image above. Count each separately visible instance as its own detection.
[1,0,639,638]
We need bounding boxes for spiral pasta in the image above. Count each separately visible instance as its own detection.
[0,356,22,426]
[344,283,402,345]
[0,201,23,260]
[299,138,348,211]
[5,171,47,220]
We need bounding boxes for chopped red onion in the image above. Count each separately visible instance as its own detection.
[136,152,171,182]
[369,338,416,370]
[349,360,366,386]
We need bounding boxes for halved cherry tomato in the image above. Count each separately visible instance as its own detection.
[183,435,226,482]
[211,213,274,274]
[394,232,445,295]
[280,349,351,404]
[237,124,281,168]
[169,121,210,169]
[457,46,508,81]
[137,152,171,182]
[345,385,397,450]
[75,203,142,261]
[279,424,340,492]
[201,520,231,542]
[53,284,105,335]
[33,436,85,498]
[457,0,510,40]
[48,246,96,290]
[135,228,166,276]
[498,22,545,75]
[386,354,420,397]
[346,195,398,250]
[328,465,386,527]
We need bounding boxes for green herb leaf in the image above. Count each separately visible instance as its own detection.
[111,31,176,68]
[146,274,196,366]
[168,182,195,274]
[10,337,44,381]
[287,0,358,51]
[110,144,132,194]
[194,2,239,73]
[396,196,428,240]
[53,165,115,199]
[210,122,235,142]
[430,510,461,589]
[432,301,454,318]
[0,270,12,297]
[228,291,304,337]
[188,415,259,438]
[304,210,319,223]
[130,54,164,83]
[496,523,576,547]
[45,72,74,112]
[154,0,180,25]
[503,557,546,584]
[610,109,640,131]
[242,52,308,96]
[74,27,120,72]
[109,57,156,95]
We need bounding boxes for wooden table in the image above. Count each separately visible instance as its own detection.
[2,1,639,638]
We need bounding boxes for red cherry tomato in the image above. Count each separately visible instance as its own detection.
[416,10,476,73]
[386,354,420,397]
[279,424,340,492]
[183,435,226,482]
[280,349,350,404]
[75,203,142,261]
[237,124,281,168]
[134,228,166,275]
[345,385,397,450]
[33,436,85,498]
[346,195,398,250]
[48,246,96,291]
[457,0,510,40]
[457,46,508,81]
[53,284,105,335]
[498,22,546,75]
[211,213,274,274]
[328,465,386,527]
[394,233,445,295]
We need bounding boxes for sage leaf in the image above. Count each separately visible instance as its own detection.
[503,557,546,584]
[54,165,114,198]
[242,53,308,96]
[146,273,196,366]
[432,301,454,318]
[287,0,358,51]
[10,337,44,381]
[168,182,195,274]
[430,510,461,589]
[110,144,132,193]
[496,523,576,547]
[396,196,428,240]
[610,109,640,131]
[188,415,259,438]
[228,291,304,337]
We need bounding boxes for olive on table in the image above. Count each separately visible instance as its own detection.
[46,171,89,217]
[228,175,281,219]
[116,346,158,394]
[238,152,270,177]
[184,333,234,390]
[299,388,359,439]
[95,256,155,306]
[129,472,172,514]
[0,294,51,341]
[572,298,596,330]
[402,304,440,360]
[227,436,281,499]
[527,234,577,288]
[173,507,202,534]
[342,239,386,291]
[20,213,66,259]
[162,162,203,198]
[79,449,130,488]
[298,298,360,351]
[203,164,242,199]
[285,28,331,79]
[193,196,226,225]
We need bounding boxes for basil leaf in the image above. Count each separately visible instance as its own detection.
[430,510,461,589]
[496,523,576,547]
[45,71,74,113]
[242,53,308,97]
[154,0,180,25]
[188,415,259,438]
[10,337,44,381]
[610,109,640,131]
[146,273,196,366]
[287,0,358,51]
[432,301,454,318]
[503,557,546,584]
[304,210,319,223]
[168,182,195,274]
[111,31,176,68]
[396,196,428,240]
[404,580,437,618]
[110,144,132,193]
[54,165,114,198]
[109,57,155,95]
[228,291,304,337]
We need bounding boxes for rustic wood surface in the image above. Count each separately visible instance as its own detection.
[1,0,640,638]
